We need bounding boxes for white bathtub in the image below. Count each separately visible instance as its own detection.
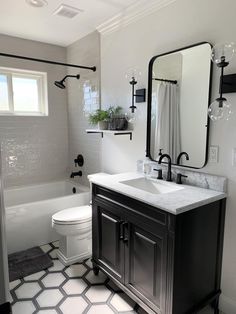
[4,180,90,254]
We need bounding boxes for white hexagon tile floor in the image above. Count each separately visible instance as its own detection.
[10,242,218,314]
[10,241,144,314]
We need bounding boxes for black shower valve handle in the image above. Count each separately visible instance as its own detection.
[74,154,84,167]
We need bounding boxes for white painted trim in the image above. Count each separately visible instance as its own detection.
[96,0,178,36]
[220,294,236,314]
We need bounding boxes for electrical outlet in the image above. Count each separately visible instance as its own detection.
[209,146,219,163]
[232,148,236,166]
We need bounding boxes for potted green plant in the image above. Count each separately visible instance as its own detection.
[88,109,109,130]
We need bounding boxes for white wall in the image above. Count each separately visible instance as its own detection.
[100,0,236,312]
[67,31,101,186]
[0,34,69,187]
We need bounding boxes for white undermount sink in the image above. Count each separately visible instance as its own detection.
[119,177,184,195]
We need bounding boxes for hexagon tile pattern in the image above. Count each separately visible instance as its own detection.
[10,242,147,314]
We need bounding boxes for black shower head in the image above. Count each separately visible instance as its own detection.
[54,79,66,89]
[54,74,80,89]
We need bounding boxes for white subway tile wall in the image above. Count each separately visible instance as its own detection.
[67,31,102,186]
[0,34,69,187]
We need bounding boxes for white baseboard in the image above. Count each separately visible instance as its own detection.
[220,294,236,314]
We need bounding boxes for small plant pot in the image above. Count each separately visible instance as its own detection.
[98,121,108,130]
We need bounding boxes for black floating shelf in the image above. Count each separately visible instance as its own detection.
[86,129,133,140]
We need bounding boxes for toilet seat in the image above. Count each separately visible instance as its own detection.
[52,206,91,225]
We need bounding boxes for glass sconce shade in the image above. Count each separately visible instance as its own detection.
[125,67,142,83]
[208,98,233,121]
[211,42,235,65]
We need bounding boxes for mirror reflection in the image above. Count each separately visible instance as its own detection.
[148,42,212,168]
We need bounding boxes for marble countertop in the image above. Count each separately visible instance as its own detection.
[90,172,226,215]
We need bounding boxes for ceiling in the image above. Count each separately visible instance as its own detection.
[0,0,138,47]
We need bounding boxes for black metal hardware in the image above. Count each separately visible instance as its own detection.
[176,173,188,184]
[221,73,236,93]
[134,88,146,103]
[74,154,84,167]
[154,168,163,180]
[158,154,172,181]
[159,149,163,156]
[153,78,177,84]
[70,171,82,178]
[86,131,104,138]
[177,152,189,165]
[129,77,146,113]
[216,56,229,107]
[114,132,132,140]
[55,74,80,89]
[120,222,128,243]
[0,52,96,71]
[72,187,77,194]
[146,42,213,169]
[119,221,125,240]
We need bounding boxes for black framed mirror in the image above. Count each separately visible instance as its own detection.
[146,42,212,168]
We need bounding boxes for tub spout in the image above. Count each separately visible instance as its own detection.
[70,171,82,178]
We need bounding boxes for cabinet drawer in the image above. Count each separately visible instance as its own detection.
[93,184,168,227]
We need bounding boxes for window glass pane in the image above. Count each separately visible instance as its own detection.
[12,76,39,112]
[0,75,10,111]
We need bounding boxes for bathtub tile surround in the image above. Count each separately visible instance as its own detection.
[10,242,144,314]
[0,34,69,188]
[137,160,227,193]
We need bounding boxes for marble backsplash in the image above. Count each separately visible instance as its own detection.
[137,159,227,193]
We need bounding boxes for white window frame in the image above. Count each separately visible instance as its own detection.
[0,67,48,116]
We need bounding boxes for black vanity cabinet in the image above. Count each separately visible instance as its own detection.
[92,184,226,314]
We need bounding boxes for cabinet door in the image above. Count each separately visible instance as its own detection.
[124,212,168,314]
[92,199,125,283]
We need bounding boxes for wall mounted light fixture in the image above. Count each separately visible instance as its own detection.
[129,77,146,113]
[208,42,235,121]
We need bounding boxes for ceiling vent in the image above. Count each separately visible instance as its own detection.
[54,4,83,19]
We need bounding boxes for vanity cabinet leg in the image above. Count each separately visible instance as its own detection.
[93,266,99,276]
[211,298,219,314]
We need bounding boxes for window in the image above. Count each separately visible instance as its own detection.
[0,67,48,116]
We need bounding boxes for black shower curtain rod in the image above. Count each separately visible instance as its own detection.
[153,78,177,84]
[0,52,96,72]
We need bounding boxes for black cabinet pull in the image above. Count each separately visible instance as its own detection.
[122,222,129,243]
[119,221,124,240]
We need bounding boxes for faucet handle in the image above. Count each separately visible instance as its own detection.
[176,173,188,184]
[153,168,163,180]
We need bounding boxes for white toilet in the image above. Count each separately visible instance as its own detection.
[52,173,109,266]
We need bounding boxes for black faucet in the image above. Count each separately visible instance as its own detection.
[158,154,172,181]
[177,152,189,165]
[70,171,82,178]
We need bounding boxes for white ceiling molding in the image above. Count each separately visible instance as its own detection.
[96,0,178,36]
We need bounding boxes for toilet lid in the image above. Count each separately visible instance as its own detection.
[52,206,91,225]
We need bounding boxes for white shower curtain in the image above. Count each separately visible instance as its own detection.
[154,83,181,162]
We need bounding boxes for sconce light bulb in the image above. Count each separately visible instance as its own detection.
[211,42,235,65]
[208,98,233,121]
